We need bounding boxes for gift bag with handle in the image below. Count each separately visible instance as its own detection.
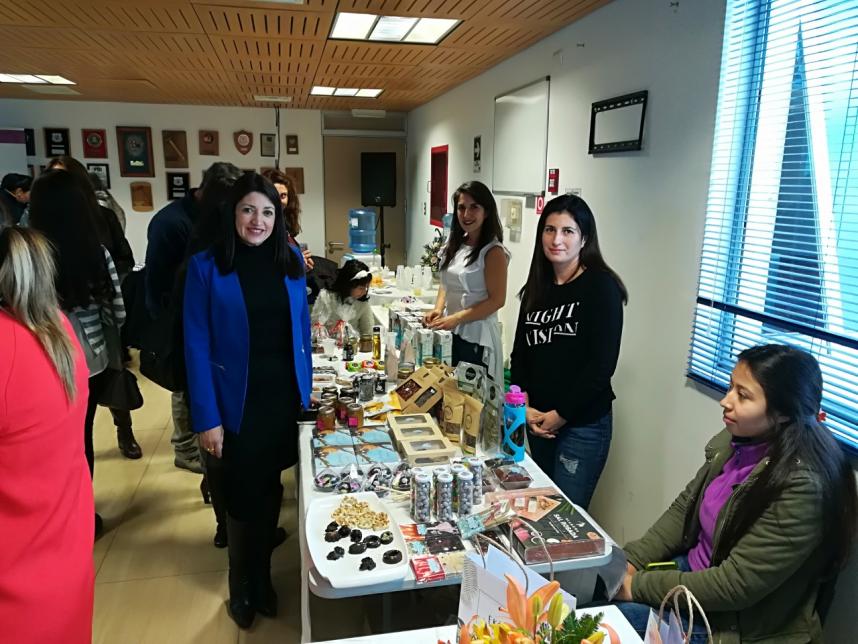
[644,585,713,644]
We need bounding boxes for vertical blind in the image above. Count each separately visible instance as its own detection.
[689,0,858,450]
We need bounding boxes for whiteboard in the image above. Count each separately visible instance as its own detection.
[492,77,550,195]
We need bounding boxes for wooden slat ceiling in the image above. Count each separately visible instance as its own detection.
[0,0,612,110]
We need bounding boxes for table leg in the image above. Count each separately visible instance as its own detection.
[381,591,392,632]
[298,462,312,643]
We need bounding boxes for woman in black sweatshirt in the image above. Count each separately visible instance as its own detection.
[510,194,627,509]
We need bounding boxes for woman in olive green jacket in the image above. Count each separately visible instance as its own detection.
[615,345,857,643]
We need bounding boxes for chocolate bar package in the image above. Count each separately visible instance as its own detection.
[489,487,606,564]
[350,426,392,444]
[353,438,400,465]
[311,444,358,472]
[312,428,354,447]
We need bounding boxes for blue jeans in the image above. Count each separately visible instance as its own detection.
[614,555,710,643]
[527,411,612,510]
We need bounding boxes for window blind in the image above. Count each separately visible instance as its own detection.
[689,0,858,450]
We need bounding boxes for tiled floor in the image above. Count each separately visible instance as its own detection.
[91,361,460,643]
[90,365,302,644]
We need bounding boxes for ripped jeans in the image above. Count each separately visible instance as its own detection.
[527,411,612,510]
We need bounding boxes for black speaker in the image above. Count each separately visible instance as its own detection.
[361,152,396,207]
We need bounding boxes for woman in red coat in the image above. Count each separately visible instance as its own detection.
[0,227,94,644]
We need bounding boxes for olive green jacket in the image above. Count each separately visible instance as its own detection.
[624,430,828,643]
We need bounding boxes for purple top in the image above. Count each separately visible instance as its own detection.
[687,440,769,571]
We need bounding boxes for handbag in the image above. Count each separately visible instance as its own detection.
[93,367,144,411]
[644,585,713,644]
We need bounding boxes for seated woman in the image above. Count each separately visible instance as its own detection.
[311,259,374,336]
[614,344,857,643]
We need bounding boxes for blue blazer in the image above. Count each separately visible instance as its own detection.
[183,248,312,434]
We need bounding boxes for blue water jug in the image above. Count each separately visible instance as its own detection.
[502,385,527,462]
[348,208,377,253]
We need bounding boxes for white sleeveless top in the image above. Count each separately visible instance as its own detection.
[440,239,510,384]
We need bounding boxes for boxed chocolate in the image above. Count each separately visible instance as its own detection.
[351,425,393,444]
[394,367,443,414]
[399,436,457,466]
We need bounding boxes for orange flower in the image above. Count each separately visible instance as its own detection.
[500,574,561,634]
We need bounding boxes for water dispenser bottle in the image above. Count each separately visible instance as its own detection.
[348,208,377,253]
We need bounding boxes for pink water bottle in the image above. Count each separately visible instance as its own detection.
[503,385,527,462]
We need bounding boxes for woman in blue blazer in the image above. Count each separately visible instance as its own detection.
[183,172,311,629]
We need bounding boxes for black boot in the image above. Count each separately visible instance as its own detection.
[226,516,255,629]
[116,423,142,459]
[204,451,229,548]
[250,489,279,618]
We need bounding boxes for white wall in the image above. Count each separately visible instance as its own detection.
[407,2,858,638]
[407,0,726,543]
[0,100,325,261]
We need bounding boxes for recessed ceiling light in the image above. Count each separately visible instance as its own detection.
[35,75,75,85]
[334,88,359,97]
[356,88,383,98]
[369,16,418,42]
[404,18,459,44]
[0,74,46,83]
[254,94,292,103]
[330,12,377,40]
[310,86,336,96]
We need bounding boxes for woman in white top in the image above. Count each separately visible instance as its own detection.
[312,259,374,336]
[424,181,509,384]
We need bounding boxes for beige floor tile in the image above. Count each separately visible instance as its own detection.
[96,429,227,583]
[93,571,238,644]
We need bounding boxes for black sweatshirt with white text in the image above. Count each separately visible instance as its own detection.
[510,269,623,427]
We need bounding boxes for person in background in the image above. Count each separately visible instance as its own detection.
[0,227,94,644]
[145,161,243,474]
[184,172,311,629]
[311,259,374,336]
[28,169,126,536]
[510,194,626,510]
[261,168,313,270]
[46,156,140,459]
[424,180,508,384]
[1,172,32,225]
[614,345,858,643]
[47,157,133,277]
[89,171,126,231]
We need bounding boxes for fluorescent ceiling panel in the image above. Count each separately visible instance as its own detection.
[334,88,359,97]
[0,74,46,83]
[35,75,75,84]
[310,86,336,95]
[404,18,459,44]
[369,16,418,41]
[330,12,377,40]
[356,88,383,98]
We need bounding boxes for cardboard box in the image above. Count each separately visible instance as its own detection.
[387,413,443,449]
[394,367,444,414]
[399,435,457,466]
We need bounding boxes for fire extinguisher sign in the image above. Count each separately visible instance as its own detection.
[535,195,545,215]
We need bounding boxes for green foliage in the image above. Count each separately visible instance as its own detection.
[553,611,603,644]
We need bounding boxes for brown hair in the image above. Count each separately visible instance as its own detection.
[261,168,301,237]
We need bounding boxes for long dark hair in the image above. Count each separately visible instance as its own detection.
[717,345,858,573]
[330,259,371,302]
[518,194,628,311]
[211,172,301,279]
[440,181,503,271]
[28,169,112,309]
[261,168,301,237]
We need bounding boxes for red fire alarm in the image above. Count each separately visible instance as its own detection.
[548,168,559,195]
